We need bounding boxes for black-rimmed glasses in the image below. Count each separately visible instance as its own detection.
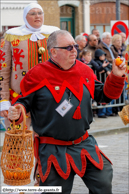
[53,44,79,51]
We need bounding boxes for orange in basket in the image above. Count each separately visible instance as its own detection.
[1,104,34,186]
[6,170,10,179]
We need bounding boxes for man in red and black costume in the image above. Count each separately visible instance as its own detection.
[8,30,126,194]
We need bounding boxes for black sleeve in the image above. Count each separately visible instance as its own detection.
[104,66,111,72]
[104,59,112,72]
[94,80,112,103]
[13,92,35,113]
[91,59,104,72]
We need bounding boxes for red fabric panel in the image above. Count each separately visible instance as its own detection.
[38,145,112,183]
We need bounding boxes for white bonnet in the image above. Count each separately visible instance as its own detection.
[23,3,43,31]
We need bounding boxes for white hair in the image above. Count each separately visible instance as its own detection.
[101,32,111,39]
[75,35,84,42]
[47,30,72,57]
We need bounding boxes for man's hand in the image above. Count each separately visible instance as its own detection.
[112,58,126,77]
[0,110,8,117]
[8,106,21,121]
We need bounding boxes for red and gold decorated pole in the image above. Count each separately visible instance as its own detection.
[125,51,129,94]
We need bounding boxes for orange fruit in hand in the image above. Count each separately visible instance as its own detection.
[115,56,123,66]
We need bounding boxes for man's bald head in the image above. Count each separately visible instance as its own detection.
[87,34,98,47]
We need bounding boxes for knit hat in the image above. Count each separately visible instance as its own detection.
[95,49,106,58]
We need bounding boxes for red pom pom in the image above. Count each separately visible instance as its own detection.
[72,106,82,120]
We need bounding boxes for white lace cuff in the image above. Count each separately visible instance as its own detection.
[0,101,11,111]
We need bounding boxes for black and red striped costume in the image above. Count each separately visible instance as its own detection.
[13,59,125,193]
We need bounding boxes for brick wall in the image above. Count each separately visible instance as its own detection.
[90,2,129,24]
[38,0,60,28]
[38,0,84,37]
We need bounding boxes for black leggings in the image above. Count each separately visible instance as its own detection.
[40,154,113,194]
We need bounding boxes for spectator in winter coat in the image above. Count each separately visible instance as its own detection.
[92,28,101,44]
[94,49,114,118]
[120,32,127,52]
[96,32,115,64]
[78,49,110,74]
[86,34,98,58]
[94,49,112,82]
[75,35,87,59]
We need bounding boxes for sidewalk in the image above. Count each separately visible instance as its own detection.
[89,114,129,136]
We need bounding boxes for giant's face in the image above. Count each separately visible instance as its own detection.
[26,8,44,29]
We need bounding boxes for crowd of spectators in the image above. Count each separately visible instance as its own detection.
[0,27,128,120]
[76,29,128,118]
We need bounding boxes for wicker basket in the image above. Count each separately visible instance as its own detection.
[1,104,34,185]
[118,105,129,125]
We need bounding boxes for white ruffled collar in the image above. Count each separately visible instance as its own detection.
[5,25,59,42]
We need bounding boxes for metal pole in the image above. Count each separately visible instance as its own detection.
[83,0,90,34]
[116,0,120,20]
[83,0,85,32]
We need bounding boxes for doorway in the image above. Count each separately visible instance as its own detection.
[60,5,75,37]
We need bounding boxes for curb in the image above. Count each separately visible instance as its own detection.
[90,126,129,136]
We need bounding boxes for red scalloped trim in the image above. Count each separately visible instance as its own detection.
[20,61,95,104]
[66,151,87,177]
[99,149,113,165]
[38,145,112,182]
[21,76,94,103]
[38,154,71,183]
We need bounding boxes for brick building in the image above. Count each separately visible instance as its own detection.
[38,0,128,37]
[1,0,90,38]
[1,0,129,38]
[90,0,129,35]
[38,0,90,37]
